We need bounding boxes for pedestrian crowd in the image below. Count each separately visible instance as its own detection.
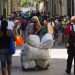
[0,10,75,75]
[3,11,70,46]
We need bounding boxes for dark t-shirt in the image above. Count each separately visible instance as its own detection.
[0,31,10,49]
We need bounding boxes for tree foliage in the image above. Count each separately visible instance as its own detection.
[21,0,44,7]
[21,0,30,7]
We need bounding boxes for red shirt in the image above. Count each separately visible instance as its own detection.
[64,23,73,36]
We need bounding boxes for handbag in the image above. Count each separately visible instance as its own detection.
[8,31,16,54]
[8,38,15,54]
[16,36,24,46]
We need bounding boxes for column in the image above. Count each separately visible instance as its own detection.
[62,0,67,16]
[8,0,12,15]
[51,0,53,16]
[48,0,51,16]
[0,0,3,15]
[72,0,74,16]
[1,0,3,15]
[56,0,60,16]
[67,0,71,16]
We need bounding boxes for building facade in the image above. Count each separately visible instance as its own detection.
[0,0,20,17]
[48,0,74,17]
[67,0,74,16]
[0,0,8,16]
[11,0,20,12]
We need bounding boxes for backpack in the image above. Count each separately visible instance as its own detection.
[68,25,75,47]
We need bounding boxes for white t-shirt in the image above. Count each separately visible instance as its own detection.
[7,20,15,30]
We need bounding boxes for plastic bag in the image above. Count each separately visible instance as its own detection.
[16,36,24,46]
[27,35,40,47]
[21,44,49,60]
[40,33,54,49]
[28,46,49,59]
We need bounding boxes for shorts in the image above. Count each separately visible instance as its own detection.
[0,54,12,69]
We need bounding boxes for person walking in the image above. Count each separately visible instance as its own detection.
[25,16,42,40]
[64,16,75,75]
[7,17,15,31]
[0,20,15,75]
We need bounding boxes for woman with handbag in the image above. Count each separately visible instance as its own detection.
[0,20,15,75]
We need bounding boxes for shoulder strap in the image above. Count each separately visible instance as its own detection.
[73,25,75,32]
[72,25,75,32]
[69,24,74,32]
[71,25,73,31]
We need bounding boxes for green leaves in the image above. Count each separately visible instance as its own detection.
[21,0,42,7]
[21,0,30,7]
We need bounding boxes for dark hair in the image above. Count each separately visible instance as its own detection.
[8,16,13,21]
[1,20,8,31]
[0,16,3,20]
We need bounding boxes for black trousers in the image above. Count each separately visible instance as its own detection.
[66,47,75,74]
